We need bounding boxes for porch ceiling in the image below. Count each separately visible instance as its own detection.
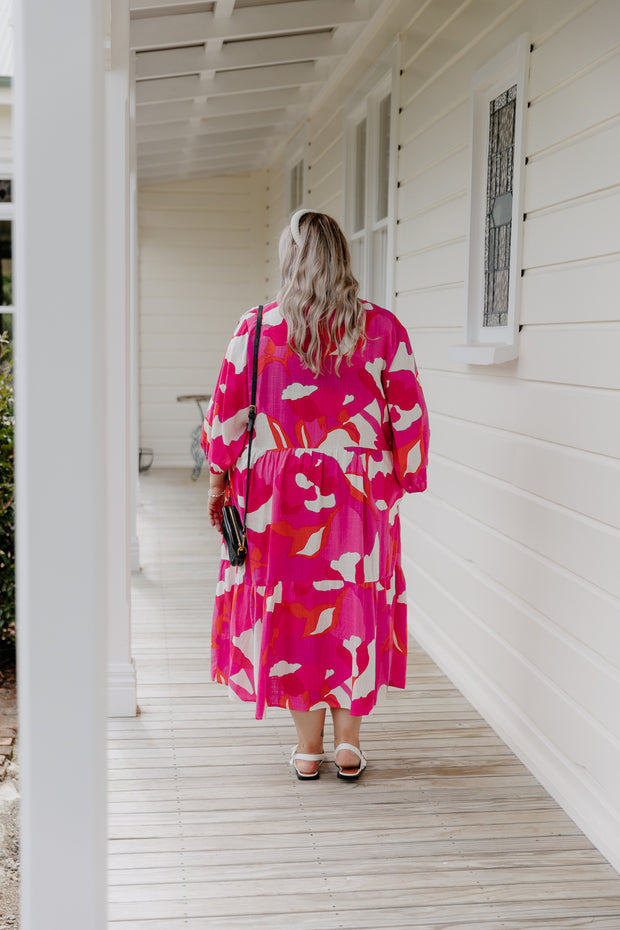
[130,0,378,184]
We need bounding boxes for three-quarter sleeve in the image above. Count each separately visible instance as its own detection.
[382,319,430,493]
[200,310,254,475]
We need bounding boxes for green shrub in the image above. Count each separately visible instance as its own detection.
[0,332,15,648]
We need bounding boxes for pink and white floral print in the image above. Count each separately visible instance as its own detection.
[202,301,429,719]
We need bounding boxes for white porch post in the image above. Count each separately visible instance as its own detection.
[129,47,141,575]
[14,0,107,927]
[105,0,137,717]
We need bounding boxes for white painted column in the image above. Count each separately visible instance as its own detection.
[105,0,137,717]
[14,0,107,927]
[129,47,142,574]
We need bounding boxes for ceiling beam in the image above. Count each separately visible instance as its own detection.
[137,100,207,126]
[138,149,264,170]
[135,32,345,80]
[130,0,215,10]
[140,146,257,167]
[137,75,204,106]
[138,152,260,173]
[213,0,234,17]
[137,124,273,154]
[136,107,289,142]
[136,46,207,81]
[129,0,380,184]
[130,0,370,50]
[136,87,303,125]
[138,150,260,168]
[137,132,288,151]
[139,165,258,179]
[139,142,265,163]
[135,60,321,105]
[139,163,261,184]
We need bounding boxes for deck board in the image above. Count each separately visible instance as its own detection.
[108,469,620,927]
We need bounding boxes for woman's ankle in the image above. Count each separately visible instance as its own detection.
[296,738,324,754]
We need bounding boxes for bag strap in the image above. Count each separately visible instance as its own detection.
[241,305,263,539]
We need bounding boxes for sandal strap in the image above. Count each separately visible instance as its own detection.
[334,742,365,762]
[289,747,325,764]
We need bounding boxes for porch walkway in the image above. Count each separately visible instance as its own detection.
[108,469,620,929]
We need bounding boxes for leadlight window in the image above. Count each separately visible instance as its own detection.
[450,34,529,365]
[484,85,516,328]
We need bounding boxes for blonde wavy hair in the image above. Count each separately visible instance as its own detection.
[277,211,365,374]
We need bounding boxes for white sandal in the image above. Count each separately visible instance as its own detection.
[334,742,367,780]
[289,746,325,781]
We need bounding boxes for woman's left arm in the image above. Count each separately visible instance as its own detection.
[382,321,430,493]
[207,472,227,531]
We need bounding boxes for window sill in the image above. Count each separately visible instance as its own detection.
[448,343,518,365]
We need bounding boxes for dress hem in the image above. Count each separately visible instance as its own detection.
[214,672,405,721]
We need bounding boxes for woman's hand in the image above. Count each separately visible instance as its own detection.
[208,475,226,533]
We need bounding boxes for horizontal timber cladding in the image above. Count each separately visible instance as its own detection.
[138,171,269,467]
[400,518,620,761]
[425,453,619,601]
[305,105,345,223]
[308,167,343,216]
[523,190,620,268]
[405,490,620,663]
[391,0,620,873]
[519,256,620,325]
[397,193,468,257]
[429,411,620,529]
[524,120,620,215]
[411,323,620,390]
[420,370,620,459]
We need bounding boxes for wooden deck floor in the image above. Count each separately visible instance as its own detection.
[108,469,620,929]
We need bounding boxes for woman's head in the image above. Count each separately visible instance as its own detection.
[277,211,365,374]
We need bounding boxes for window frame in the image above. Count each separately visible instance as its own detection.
[288,155,304,214]
[344,39,399,308]
[285,127,307,217]
[451,34,530,365]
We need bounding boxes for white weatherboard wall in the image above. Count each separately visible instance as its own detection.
[261,0,620,871]
[138,172,268,467]
[393,0,620,873]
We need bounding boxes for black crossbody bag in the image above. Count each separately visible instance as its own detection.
[221,305,263,566]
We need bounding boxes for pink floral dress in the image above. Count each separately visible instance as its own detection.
[201,301,429,719]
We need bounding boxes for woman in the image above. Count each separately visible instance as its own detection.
[202,210,429,780]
